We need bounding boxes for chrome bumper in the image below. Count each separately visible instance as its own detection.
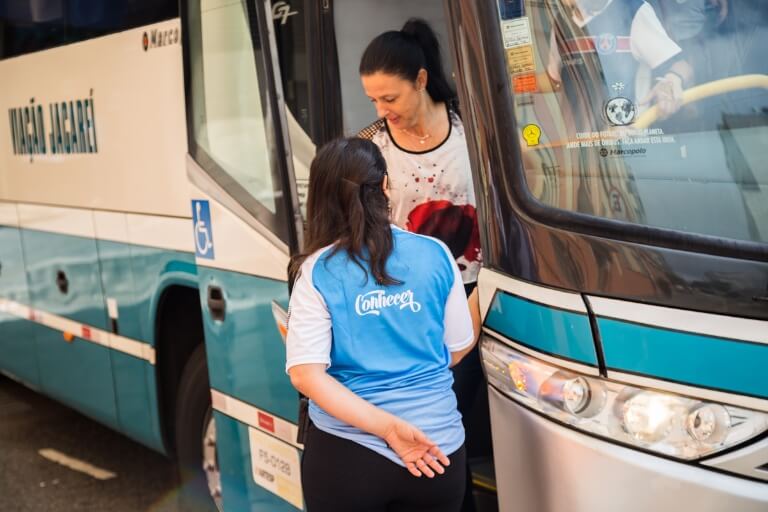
[489,386,768,512]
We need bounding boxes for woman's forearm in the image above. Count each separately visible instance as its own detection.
[450,288,482,367]
[289,364,395,439]
[469,287,481,341]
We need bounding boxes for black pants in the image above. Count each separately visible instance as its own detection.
[301,424,466,512]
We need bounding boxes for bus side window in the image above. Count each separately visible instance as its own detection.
[272,0,311,137]
[271,0,317,221]
[0,0,177,60]
[186,0,291,242]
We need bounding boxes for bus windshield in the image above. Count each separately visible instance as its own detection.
[497,0,768,244]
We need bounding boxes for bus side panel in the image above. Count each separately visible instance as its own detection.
[94,205,198,453]
[0,205,39,387]
[0,21,190,220]
[20,226,118,429]
[95,233,163,452]
[200,269,295,422]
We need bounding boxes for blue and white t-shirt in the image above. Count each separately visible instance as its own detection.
[285,226,474,465]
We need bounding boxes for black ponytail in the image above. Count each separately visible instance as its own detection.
[359,18,457,108]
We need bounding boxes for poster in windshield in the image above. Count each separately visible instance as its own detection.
[498,0,767,244]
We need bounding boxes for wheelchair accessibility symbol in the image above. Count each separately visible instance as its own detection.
[192,200,215,259]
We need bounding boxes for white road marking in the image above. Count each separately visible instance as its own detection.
[38,449,117,480]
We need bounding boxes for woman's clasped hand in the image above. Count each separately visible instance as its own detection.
[381,417,451,478]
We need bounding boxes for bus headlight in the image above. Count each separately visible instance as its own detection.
[617,390,682,443]
[539,371,606,417]
[686,404,730,444]
[480,335,768,460]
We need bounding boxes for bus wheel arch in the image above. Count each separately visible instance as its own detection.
[154,284,206,458]
[155,285,220,510]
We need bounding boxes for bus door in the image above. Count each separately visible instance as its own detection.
[329,0,497,494]
[181,0,306,510]
[183,0,494,509]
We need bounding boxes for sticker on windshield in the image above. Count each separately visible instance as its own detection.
[513,72,539,94]
[501,17,531,49]
[506,46,536,75]
[497,0,524,20]
[605,97,637,126]
[522,124,541,147]
[502,17,535,75]
[566,128,677,156]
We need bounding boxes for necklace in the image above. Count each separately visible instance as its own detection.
[399,127,432,145]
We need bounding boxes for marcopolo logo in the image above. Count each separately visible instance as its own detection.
[354,289,422,317]
[142,27,180,51]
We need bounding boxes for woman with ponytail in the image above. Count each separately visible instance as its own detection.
[358,19,485,512]
[286,138,477,512]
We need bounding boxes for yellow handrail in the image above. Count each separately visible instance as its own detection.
[633,74,768,128]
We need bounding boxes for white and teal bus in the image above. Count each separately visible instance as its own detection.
[1,0,767,511]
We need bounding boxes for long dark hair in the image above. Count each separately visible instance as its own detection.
[359,18,456,108]
[289,138,400,286]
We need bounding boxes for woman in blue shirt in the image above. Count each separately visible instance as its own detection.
[286,138,479,512]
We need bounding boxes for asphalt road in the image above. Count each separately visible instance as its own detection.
[0,375,179,512]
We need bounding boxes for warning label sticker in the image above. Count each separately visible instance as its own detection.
[506,45,535,74]
[500,17,532,48]
[513,72,539,93]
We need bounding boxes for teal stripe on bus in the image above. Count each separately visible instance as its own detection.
[599,318,768,399]
[485,291,598,366]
